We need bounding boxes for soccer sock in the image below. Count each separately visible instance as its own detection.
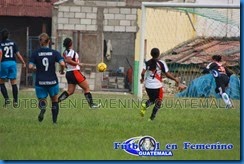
[84,92,93,106]
[221,93,232,106]
[51,102,59,123]
[0,84,9,100]
[58,91,69,102]
[12,84,18,103]
[150,101,162,120]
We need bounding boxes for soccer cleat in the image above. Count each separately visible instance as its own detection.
[90,103,101,109]
[226,104,233,109]
[13,102,18,108]
[13,100,18,108]
[3,99,10,107]
[38,109,46,122]
[140,103,146,117]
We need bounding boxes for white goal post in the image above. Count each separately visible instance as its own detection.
[137,2,240,99]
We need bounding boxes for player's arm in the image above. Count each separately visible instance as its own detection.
[16,52,26,68]
[0,49,2,62]
[165,72,179,86]
[28,52,36,70]
[65,56,80,66]
[140,69,146,83]
[59,60,65,75]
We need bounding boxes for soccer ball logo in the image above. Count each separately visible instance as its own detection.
[97,62,107,72]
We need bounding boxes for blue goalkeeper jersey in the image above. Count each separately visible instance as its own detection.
[0,39,19,62]
[29,47,64,86]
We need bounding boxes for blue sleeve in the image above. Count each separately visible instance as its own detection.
[29,51,36,65]
[55,50,64,63]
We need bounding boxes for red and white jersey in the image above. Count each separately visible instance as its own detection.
[143,59,169,89]
[63,49,80,72]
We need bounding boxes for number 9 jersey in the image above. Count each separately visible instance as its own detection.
[29,47,64,86]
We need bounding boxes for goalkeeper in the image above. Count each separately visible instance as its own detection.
[140,48,180,121]
[202,55,233,108]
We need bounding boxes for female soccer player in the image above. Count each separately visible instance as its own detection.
[0,28,26,107]
[58,38,100,108]
[203,55,233,108]
[29,33,65,123]
[140,48,180,121]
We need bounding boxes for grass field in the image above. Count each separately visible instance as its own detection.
[0,91,240,160]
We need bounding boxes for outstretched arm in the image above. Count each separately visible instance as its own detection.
[165,72,179,86]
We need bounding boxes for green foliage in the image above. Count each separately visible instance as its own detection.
[0,91,240,160]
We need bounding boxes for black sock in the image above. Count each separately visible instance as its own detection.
[58,91,69,102]
[0,84,9,100]
[51,102,59,123]
[150,101,162,120]
[84,92,93,106]
[12,84,18,103]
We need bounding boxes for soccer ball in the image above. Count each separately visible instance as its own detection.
[97,62,107,72]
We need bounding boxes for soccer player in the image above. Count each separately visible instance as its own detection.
[0,28,26,107]
[58,38,100,108]
[29,33,65,123]
[140,48,180,121]
[203,55,233,108]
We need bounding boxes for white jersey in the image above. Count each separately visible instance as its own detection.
[63,49,80,72]
[143,59,169,89]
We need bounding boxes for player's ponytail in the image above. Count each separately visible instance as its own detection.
[39,33,50,47]
[147,48,160,70]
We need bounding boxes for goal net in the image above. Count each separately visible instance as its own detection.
[137,2,240,101]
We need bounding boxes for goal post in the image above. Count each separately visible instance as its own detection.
[136,2,240,99]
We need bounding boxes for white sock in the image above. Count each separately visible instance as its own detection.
[221,93,232,106]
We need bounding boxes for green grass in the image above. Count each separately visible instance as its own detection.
[0,91,240,160]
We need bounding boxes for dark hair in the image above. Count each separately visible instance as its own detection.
[1,28,9,41]
[63,38,72,49]
[150,48,160,59]
[146,48,160,70]
[212,55,222,62]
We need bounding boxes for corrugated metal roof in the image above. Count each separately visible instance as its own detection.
[0,0,58,17]
[161,38,240,67]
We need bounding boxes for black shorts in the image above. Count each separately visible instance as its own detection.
[66,70,86,84]
[145,87,163,102]
[215,74,229,93]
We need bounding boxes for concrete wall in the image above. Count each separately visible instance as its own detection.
[52,0,138,91]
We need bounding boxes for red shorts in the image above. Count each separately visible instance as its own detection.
[65,70,86,84]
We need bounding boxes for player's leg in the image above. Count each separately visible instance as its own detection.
[58,84,76,102]
[0,62,10,106]
[149,87,163,121]
[140,88,155,117]
[220,75,232,108]
[9,63,18,107]
[49,84,60,124]
[73,70,100,108]
[35,85,48,122]
[58,71,77,102]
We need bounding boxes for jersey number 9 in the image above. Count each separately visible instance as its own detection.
[42,57,49,71]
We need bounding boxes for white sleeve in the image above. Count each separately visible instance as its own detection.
[160,60,169,72]
[66,50,75,58]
